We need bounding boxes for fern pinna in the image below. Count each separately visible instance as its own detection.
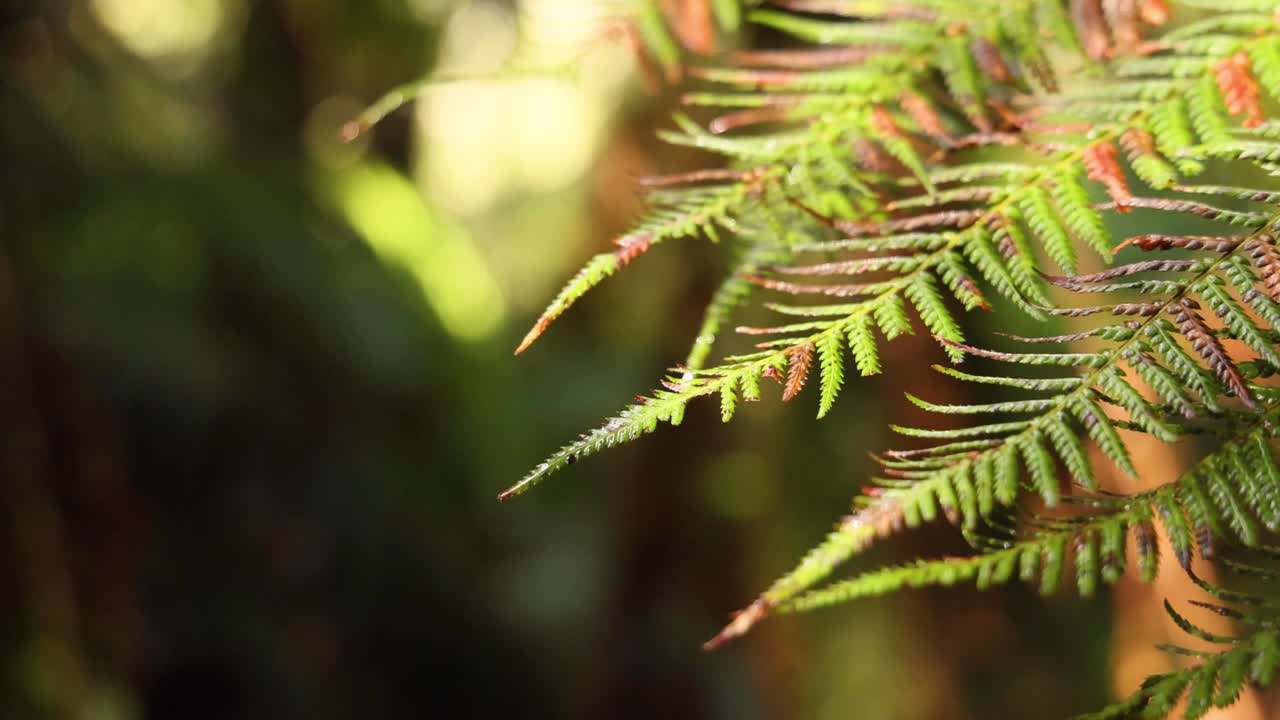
[1077,558,1280,720]
[459,1,1280,717]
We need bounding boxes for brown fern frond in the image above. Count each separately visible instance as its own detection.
[1073,0,1112,60]
[783,342,814,401]
[773,256,918,276]
[970,37,1013,84]
[741,275,883,297]
[786,201,986,237]
[854,138,896,174]
[1214,50,1265,129]
[614,234,652,265]
[1140,0,1169,26]
[1170,299,1256,410]
[1084,141,1133,208]
[1042,259,1200,284]
[659,0,716,56]
[869,104,903,138]
[709,107,795,134]
[1099,197,1267,224]
[858,209,987,236]
[638,167,765,188]
[900,90,950,141]
[1113,234,1243,253]
[1104,0,1142,55]
[1039,301,1165,316]
[1246,234,1280,304]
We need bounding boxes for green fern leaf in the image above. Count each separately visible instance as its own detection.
[846,315,881,376]
[872,292,914,340]
[904,274,965,361]
[1052,167,1113,259]
[1019,432,1061,507]
[1019,188,1078,275]
[1044,413,1097,491]
[720,377,738,423]
[815,331,845,418]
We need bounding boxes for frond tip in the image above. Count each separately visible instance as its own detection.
[516,180,756,354]
[498,390,696,500]
[515,253,621,355]
[703,599,768,651]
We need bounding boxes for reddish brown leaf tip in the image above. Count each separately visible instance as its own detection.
[932,334,963,348]
[709,108,791,134]
[1215,51,1265,129]
[1072,0,1111,60]
[340,120,368,143]
[1083,142,1132,208]
[782,343,814,401]
[900,90,949,141]
[514,319,551,356]
[971,37,1013,84]
[702,600,770,651]
[1141,0,1170,25]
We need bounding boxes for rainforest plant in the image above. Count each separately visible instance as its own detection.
[356,1,1280,716]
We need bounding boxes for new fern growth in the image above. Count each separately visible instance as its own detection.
[361,1,1280,717]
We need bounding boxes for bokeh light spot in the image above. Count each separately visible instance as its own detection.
[89,0,235,64]
[334,164,507,342]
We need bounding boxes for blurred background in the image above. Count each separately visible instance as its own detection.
[1,1,1274,718]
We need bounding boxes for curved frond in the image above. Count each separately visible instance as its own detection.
[516,179,764,354]
[516,9,1280,504]
[781,417,1280,614]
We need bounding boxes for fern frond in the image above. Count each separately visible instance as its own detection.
[1075,569,1280,720]
[516,178,764,354]
[499,388,698,500]
[522,0,1113,355]
[781,417,1280,615]
[494,7,1280,694]
[708,209,1280,642]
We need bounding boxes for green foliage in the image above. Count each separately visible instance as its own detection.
[358,1,1280,716]
[514,180,761,354]
[780,419,1280,612]
[1076,559,1280,719]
